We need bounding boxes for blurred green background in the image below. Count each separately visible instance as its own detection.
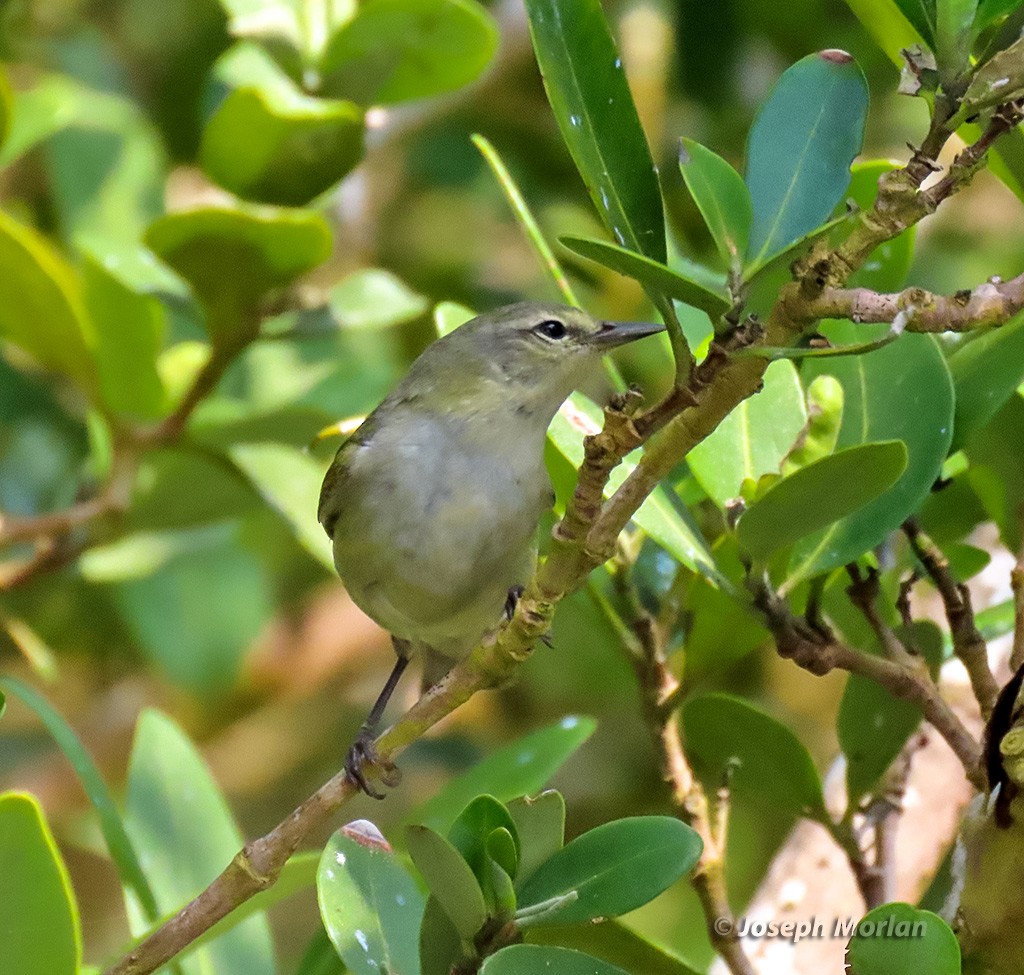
[1,0,1020,970]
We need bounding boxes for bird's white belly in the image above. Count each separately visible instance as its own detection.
[331,423,546,656]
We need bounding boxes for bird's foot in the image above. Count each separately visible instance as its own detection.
[503,585,554,647]
[344,726,401,800]
[503,585,525,622]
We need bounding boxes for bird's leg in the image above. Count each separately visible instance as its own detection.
[345,639,410,799]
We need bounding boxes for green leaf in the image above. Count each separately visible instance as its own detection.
[682,692,827,818]
[679,138,752,271]
[790,329,954,584]
[145,204,331,340]
[215,0,304,51]
[0,792,81,975]
[936,0,978,81]
[842,0,926,64]
[124,710,275,975]
[318,820,424,975]
[482,945,630,975]
[559,235,730,318]
[114,532,275,694]
[894,0,939,44]
[528,921,701,975]
[847,903,960,974]
[43,85,166,248]
[687,359,807,507]
[420,894,470,975]
[434,300,475,337]
[319,0,498,105]
[736,440,908,560]
[845,160,916,292]
[82,251,166,420]
[745,51,869,267]
[516,816,702,925]
[839,622,944,799]
[549,393,723,584]
[328,268,428,329]
[448,796,520,882]
[0,209,96,391]
[507,791,565,889]
[948,311,1024,453]
[406,824,488,938]
[960,33,1024,115]
[295,927,346,975]
[0,678,159,922]
[202,43,364,205]
[525,0,665,262]
[410,715,596,833]
[229,442,334,570]
[0,66,12,151]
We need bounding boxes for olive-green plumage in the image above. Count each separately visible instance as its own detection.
[318,302,661,791]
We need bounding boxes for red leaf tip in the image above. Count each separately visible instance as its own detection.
[819,49,854,64]
[341,819,392,852]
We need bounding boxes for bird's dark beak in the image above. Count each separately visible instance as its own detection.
[589,319,666,348]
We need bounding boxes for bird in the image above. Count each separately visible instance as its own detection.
[318,300,663,796]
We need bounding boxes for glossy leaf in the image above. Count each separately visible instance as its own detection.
[846,160,916,292]
[679,138,752,270]
[948,311,1024,452]
[115,535,274,694]
[893,0,938,43]
[525,0,665,261]
[961,34,1024,114]
[419,894,471,975]
[406,824,488,938]
[482,945,630,975]
[508,791,565,889]
[410,715,596,833]
[319,0,499,105]
[124,710,275,975]
[83,252,166,419]
[0,209,96,390]
[229,443,334,570]
[516,816,702,925]
[840,622,944,799]
[559,235,730,318]
[318,820,424,975]
[549,392,722,583]
[0,66,12,150]
[0,792,81,975]
[145,204,331,339]
[687,360,807,507]
[203,43,364,205]
[448,796,520,882]
[434,300,475,337]
[683,692,827,818]
[329,269,428,329]
[528,920,701,975]
[781,374,845,474]
[43,85,165,248]
[295,927,346,975]
[0,678,159,922]
[842,0,926,63]
[936,0,978,80]
[790,329,955,584]
[745,51,869,267]
[736,440,908,560]
[847,903,960,974]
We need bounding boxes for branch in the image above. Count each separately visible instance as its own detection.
[904,519,999,719]
[1012,548,1024,672]
[749,575,985,790]
[783,271,1024,334]
[600,570,755,975]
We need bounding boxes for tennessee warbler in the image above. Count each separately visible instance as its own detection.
[318,301,663,795]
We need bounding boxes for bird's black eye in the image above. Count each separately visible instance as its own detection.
[534,319,568,340]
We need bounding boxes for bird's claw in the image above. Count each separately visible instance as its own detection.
[345,727,400,800]
[503,585,526,623]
